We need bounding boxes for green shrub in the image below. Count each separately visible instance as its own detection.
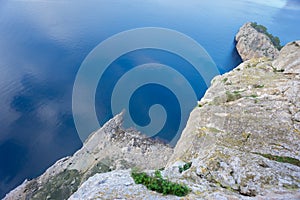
[131,169,190,197]
[178,162,192,173]
[251,22,283,50]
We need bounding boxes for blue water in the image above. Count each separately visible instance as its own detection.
[0,0,299,198]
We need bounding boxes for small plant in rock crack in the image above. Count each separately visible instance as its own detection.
[131,169,190,197]
[178,162,192,173]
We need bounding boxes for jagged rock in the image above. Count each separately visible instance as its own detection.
[68,41,299,200]
[235,22,279,61]
[4,112,173,200]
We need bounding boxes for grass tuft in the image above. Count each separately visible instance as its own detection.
[131,169,190,197]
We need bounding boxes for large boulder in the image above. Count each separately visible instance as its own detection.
[273,41,300,74]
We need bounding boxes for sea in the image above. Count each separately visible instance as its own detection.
[0,0,299,198]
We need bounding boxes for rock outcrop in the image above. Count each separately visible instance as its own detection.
[4,112,173,200]
[69,41,300,199]
[167,43,300,199]
[235,22,280,61]
[273,41,300,74]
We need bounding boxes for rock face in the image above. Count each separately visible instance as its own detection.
[4,112,173,200]
[167,40,300,198]
[235,22,279,61]
[273,41,300,74]
[70,41,300,199]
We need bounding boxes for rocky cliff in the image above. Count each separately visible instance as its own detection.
[4,113,172,200]
[235,22,280,61]
[166,40,300,199]
[4,25,300,200]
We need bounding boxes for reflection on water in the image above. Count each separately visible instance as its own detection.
[0,0,299,198]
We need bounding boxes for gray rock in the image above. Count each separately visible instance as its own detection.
[235,22,279,61]
[69,170,182,200]
[168,41,300,199]
[273,41,300,74]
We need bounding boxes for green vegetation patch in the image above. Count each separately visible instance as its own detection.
[250,22,283,50]
[131,169,190,197]
[178,162,192,173]
[226,91,242,102]
[255,153,300,167]
[31,169,81,200]
[82,159,113,183]
[222,78,228,83]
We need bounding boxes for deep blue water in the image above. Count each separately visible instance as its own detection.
[0,0,299,198]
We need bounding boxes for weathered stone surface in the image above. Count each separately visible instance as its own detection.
[235,22,279,61]
[168,42,300,198]
[4,113,173,200]
[69,170,182,200]
[273,40,300,74]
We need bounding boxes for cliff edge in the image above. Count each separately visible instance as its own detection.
[4,24,300,200]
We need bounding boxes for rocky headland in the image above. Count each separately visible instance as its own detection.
[235,22,280,61]
[4,23,300,200]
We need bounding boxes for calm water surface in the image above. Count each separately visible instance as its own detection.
[0,0,299,197]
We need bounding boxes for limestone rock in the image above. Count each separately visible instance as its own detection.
[168,41,300,198]
[273,41,300,74]
[235,22,279,61]
[4,112,173,200]
[69,170,181,200]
